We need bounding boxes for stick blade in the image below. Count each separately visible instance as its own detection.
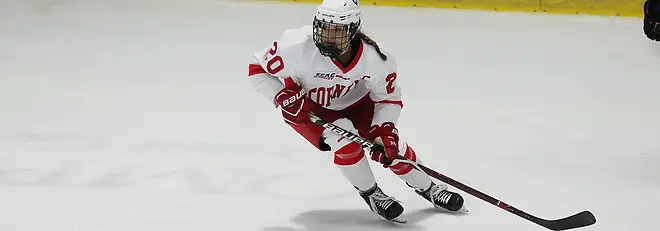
[540,211,596,230]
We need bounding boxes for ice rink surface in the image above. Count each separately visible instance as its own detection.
[1,0,659,230]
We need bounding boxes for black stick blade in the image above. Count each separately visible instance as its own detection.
[539,211,596,230]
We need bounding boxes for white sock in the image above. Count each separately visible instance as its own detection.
[323,118,377,192]
[336,154,377,191]
[398,166,432,191]
[392,142,432,191]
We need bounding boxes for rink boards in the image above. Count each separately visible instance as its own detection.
[260,0,645,17]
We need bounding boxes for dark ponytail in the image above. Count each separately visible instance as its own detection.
[355,31,387,61]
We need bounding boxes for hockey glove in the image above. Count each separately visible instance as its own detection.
[274,84,314,125]
[367,122,400,168]
[644,0,660,41]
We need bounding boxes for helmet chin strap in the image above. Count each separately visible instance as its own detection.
[336,45,350,56]
[333,33,357,57]
[330,39,358,67]
[328,42,351,60]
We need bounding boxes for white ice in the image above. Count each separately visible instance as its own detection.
[1,0,658,230]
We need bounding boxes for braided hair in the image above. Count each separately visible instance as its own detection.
[355,30,388,61]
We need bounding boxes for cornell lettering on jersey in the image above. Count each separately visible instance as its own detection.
[309,80,360,107]
[246,0,467,223]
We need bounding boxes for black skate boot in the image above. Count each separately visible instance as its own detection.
[358,184,406,223]
[413,182,468,213]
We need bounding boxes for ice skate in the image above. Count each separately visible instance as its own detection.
[359,184,407,223]
[414,182,469,213]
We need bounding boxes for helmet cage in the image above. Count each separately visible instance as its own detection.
[312,17,360,58]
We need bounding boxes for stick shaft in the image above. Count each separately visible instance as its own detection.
[308,113,596,230]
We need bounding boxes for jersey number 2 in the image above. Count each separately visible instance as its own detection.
[386,72,397,94]
[266,41,284,75]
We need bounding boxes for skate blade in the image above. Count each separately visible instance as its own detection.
[375,213,407,224]
[458,205,469,213]
[450,205,470,214]
[434,204,470,214]
[385,216,407,224]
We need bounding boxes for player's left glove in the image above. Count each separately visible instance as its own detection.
[367,122,399,168]
[644,0,660,41]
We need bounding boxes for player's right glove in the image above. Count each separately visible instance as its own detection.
[367,122,400,168]
[644,0,660,41]
[274,83,314,125]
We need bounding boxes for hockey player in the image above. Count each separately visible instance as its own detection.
[247,0,466,222]
[645,0,660,41]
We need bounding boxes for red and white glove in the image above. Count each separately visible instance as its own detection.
[368,122,400,168]
[274,84,314,125]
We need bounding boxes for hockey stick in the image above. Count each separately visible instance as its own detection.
[307,112,596,230]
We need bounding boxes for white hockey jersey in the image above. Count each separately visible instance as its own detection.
[247,25,403,127]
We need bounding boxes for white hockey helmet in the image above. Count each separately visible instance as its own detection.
[312,0,362,58]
